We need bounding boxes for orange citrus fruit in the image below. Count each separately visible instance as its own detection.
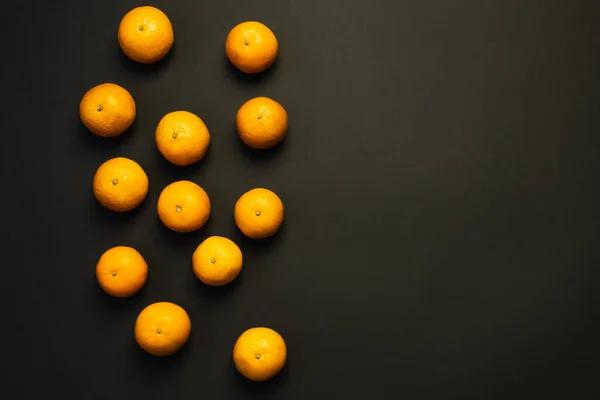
[96,246,148,297]
[192,236,243,286]
[134,302,191,356]
[155,111,210,166]
[157,180,210,232]
[79,83,136,137]
[236,97,288,149]
[118,6,174,64]
[234,188,284,239]
[93,157,149,212]
[233,327,287,381]
[226,21,278,74]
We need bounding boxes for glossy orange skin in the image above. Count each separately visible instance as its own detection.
[157,180,211,232]
[118,6,174,63]
[236,97,288,149]
[96,246,148,298]
[233,327,287,381]
[80,83,136,137]
[226,21,278,74]
[155,111,210,166]
[134,302,191,356]
[93,157,149,212]
[234,188,284,239]
[192,236,243,286]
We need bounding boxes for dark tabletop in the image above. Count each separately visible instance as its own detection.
[2,0,600,398]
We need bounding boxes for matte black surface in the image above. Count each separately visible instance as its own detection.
[2,0,600,398]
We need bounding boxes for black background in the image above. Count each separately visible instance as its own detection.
[2,0,600,398]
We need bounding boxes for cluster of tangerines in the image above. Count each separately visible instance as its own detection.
[81,6,287,382]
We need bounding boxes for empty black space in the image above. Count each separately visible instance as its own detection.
[1,0,599,399]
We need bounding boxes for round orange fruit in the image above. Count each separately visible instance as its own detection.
[233,327,287,381]
[236,97,288,149]
[226,21,278,74]
[157,180,210,232]
[134,302,191,356]
[93,157,149,212]
[96,246,148,297]
[235,188,284,239]
[118,6,174,64]
[192,236,243,286]
[79,83,136,137]
[155,111,210,166]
